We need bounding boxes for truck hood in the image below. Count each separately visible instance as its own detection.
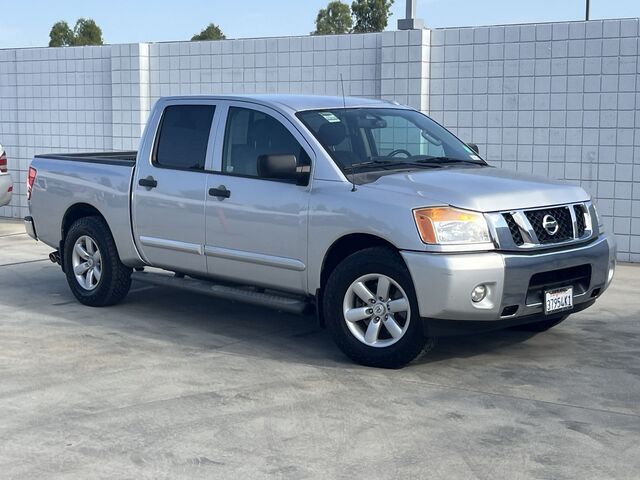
[363,166,590,212]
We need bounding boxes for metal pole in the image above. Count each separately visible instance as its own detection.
[406,0,416,19]
[585,0,590,21]
[398,0,423,30]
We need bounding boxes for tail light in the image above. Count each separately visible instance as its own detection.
[0,151,7,173]
[27,167,37,201]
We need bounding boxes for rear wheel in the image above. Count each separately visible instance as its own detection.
[63,216,132,306]
[510,315,569,332]
[323,247,429,368]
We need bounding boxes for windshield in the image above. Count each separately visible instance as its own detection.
[297,107,485,173]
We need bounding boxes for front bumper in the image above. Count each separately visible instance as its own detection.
[401,232,615,323]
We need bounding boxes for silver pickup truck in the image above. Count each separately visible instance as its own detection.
[25,94,616,368]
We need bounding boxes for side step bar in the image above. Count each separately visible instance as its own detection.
[131,270,311,314]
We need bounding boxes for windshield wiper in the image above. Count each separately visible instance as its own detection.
[344,159,439,172]
[415,156,486,166]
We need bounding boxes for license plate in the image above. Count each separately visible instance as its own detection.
[544,286,574,315]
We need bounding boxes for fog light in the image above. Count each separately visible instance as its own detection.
[471,285,487,303]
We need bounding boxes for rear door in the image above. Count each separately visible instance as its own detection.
[132,100,219,275]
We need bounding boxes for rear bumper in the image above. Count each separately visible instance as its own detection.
[24,216,37,240]
[401,232,615,323]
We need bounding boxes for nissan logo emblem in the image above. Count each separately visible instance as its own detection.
[542,214,559,235]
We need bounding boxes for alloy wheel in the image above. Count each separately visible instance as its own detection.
[71,235,102,291]
[342,273,411,348]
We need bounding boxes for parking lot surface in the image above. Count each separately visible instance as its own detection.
[0,219,638,479]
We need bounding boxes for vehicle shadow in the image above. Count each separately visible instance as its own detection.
[416,330,538,366]
[115,280,540,369]
[4,264,540,370]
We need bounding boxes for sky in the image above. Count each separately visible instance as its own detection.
[1,0,639,48]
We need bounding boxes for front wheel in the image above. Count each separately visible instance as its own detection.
[63,216,132,307]
[323,247,429,368]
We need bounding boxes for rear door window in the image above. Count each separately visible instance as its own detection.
[154,105,215,170]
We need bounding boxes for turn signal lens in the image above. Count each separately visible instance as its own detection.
[413,206,491,245]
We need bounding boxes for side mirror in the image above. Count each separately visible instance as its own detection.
[467,143,480,155]
[257,154,310,185]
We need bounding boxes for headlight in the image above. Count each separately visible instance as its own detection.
[413,206,491,245]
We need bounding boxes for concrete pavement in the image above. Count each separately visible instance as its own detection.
[0,219,638,479]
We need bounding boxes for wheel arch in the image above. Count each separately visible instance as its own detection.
[316,233,408,329]
[61,203,108,241]
[320,233,404,288]
[59,203,111,268]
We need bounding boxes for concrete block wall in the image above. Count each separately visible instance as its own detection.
[380,29,430,110]
[428,19,640,261]
[0,46,113,217]
[147,33,383,100]
[111,43,150,150]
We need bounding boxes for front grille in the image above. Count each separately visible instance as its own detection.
[574,205,586,237]
[497,203,592,248]
[503,213,524,246]
[524,206,573,244]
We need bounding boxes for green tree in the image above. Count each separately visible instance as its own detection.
[48,21,74,47]
[72,18,104,46]
[314,1,353,35]
[351,0,394,33]
[48,18,103,47]
[191,23,226,41]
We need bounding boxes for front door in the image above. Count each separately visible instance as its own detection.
[133,101,218,275]
[204,103,313,293]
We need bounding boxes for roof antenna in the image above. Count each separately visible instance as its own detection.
[340,73,357,192]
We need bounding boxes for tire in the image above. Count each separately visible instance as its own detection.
[323,247,428,368]
[510,314,569,332]
[63,216,132,307]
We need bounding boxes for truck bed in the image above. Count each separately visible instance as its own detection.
[34,151,137,166]
[29,151,141,265]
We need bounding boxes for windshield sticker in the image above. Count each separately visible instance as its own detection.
[319,112,341,123]
[470,154,481,161]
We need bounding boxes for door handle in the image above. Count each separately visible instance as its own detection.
[138,176,158,188]
[209,185,231,199]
